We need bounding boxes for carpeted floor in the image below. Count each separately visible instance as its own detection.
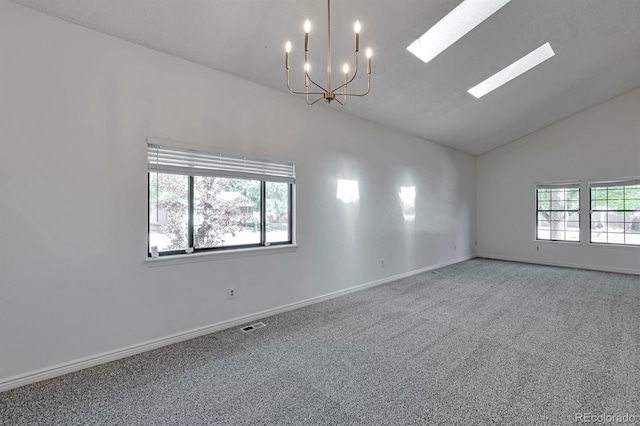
[2,258,640,425]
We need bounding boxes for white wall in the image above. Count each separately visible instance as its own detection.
[477,86,640,274]
[0,1,475,385]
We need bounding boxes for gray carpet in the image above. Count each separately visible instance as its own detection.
[2,258,640,425]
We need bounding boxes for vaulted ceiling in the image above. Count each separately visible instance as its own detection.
[10,0,640,155]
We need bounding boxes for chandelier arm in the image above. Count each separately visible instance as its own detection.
[287,70,324,95]
[306,95,325,106]
[333,54,359,93]
[305,72,327,92]
[290,88,325,96]
[340,75,371,97]
[333,97,345,106]
[287,83,324,96]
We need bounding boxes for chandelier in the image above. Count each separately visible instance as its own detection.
[284,0,372,105]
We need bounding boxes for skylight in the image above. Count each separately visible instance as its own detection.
[407,0,511,64]
[467,42,555,98]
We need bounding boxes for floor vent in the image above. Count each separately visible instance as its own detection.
[241,322,267,332]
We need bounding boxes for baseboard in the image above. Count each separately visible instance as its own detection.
[0,254,475,393]
[477,253,640,276]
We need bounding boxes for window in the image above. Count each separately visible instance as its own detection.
[590,179,640,246]
[148,143,294,257]
[536,183,580,242]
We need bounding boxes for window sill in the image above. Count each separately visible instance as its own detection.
[145,244,298,267]
[588,242,640,250]
[535,240,582,245]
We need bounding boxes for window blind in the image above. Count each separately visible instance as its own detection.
[147,144,295,183]
[589,178,640,188]
[536,182,580,190]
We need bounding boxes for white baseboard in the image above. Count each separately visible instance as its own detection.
[0,255,475,393]
[477,253,640,275]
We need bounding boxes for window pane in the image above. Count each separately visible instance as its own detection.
[608,222,624,231]
[537,190,550,207]
[537,189,550,199]
[566,230,580,241]
[627,214,640,232]
[625,212,638,222]
[193,177,261,248]
[607,232,625,244]
[606,199,624,211]
[550,188,567,209]
[592,198,607,210]
[537,212,550,224]
[550,211,566,221]
[538,201,550,210]
[537,209,550,240]
[594,188,608,200]
[626,186,640,199]
[609,187,624,199]
[589,181,640,246]
[537,227,550,240]
[625,198,640,210]
[625,233,640,246]
[266,182,290,243]
[536,185,580,242]
[149,173,189,253]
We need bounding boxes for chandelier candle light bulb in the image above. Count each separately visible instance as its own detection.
[304,19,310,52]
[304,62,310,87]
[343,64,349,89]
[285,41,291,69]
[342,63,349,105]
[284,0,372,105]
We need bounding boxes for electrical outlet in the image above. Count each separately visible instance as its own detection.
[381,259,385,267]
[228,287,236,299]
[454,245,457,250]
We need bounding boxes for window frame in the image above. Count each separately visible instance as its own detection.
[147,141,295,258]
[589,178,640,248]
[535,182,581,243]
[264,181,294,246]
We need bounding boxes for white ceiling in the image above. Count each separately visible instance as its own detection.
[10,0,640,155]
